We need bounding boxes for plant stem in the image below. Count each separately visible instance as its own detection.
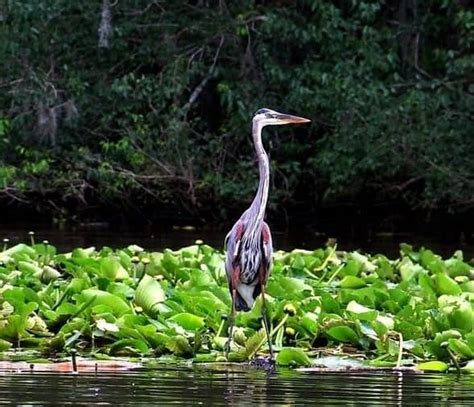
[396,332,403,368]
[216,318,225,337]
[447,348,461,373]
[326,264,344,285]
[248,313,289,359]
[314,245,337,272]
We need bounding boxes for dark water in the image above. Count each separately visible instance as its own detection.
[1,223,473,259]
[0,365,473,405]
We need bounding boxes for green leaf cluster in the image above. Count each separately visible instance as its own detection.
[0,239,472,371]
[0,1,472,220]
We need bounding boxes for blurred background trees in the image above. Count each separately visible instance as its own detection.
[0,0,473,231]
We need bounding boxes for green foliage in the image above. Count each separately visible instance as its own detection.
[0,1,472,220]
[276,347,312,367]
[417,360,449,372]
[135,275,166,317]
[0,238,473,371]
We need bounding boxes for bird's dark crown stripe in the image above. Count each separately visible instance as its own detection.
[254,108,271,116]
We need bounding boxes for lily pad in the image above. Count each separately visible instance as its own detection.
[78,289,131,316]
[135,275,166,316]
[109,339,149,355]
[169,313,204,331]
[435,273,462,296]
[346,300,378,321]
[417,361,449,372]
[327,325,359,344]
[276,348,311,367]
[447,338,474,359]
[340,276,366,289]
[461,360,474,373]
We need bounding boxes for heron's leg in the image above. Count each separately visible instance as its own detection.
[225,288,237,359]
[260,282,274,358]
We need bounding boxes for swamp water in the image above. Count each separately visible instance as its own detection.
[0,364,473,405]
[1,223,473,258]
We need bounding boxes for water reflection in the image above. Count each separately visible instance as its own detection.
[0,365,473,405]
[1,223,473,258]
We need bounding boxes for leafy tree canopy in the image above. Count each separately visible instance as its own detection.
[0,0,473,224]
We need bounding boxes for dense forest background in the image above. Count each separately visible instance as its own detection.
[0,1,473,235]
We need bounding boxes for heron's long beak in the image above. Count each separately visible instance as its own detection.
[275,113,311,124]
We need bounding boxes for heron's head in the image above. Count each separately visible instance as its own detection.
[252,108,311,127]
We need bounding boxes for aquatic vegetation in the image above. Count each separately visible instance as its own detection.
[0,240,472,372]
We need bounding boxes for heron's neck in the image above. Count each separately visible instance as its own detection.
[247,121,269,233]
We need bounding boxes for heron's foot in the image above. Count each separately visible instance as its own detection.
[268,344,274,360]
[224,338,232,360]
[250,355,276,371]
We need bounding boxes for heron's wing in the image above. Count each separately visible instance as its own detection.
[224,220,245,287]
[260,222,273,284]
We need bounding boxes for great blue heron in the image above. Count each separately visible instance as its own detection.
[224,108,310,358]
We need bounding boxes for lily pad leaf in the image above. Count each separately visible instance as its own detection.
[448,338,474,359]
[17,261,43,277]
[109,339,149,355]
[448,303,474,333]
[71,247,96,258]
[340,276,366,288]
[268,276,313,299]
[167,334,193,356]
[169,313,204,331]
[79,289,131,316]
[3,244,36,258]
[435,273,462,296]
[276,347,311,367]
[327,325,359,343]
[0,315,28,341]
[417,361,449,372]
[461,360,474,373]
[0,339,12,351]
[346,300,378,321]
[376,314,394,330]
[100,257,129,280]
[301,312,318,335]
[319,292,342,314]
[135,275,166,316]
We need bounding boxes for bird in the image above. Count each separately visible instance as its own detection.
[224,108,310,358]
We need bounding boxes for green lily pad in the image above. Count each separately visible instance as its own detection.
[301,312,318,335]
[340,276,366,288]
[276,348,311,367]
[17,261,42,276]
[3,244,36,258]
[461,360,474,373]
[0,339,12,351]
[346,300,378,321]
[417,361,449,372]
[167,334,193,357]
[109,339,150,355]
[100,257,129,280]
[435,273,462,296]
[340,259,361,277]
[79,289,131,316]
[169,313,204,331]
[448,303,474,333]
[448,338,474,359]
[319,292,342,314]
[135,275,166,316]
[327,325,359,343]
[71,247,96,258]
